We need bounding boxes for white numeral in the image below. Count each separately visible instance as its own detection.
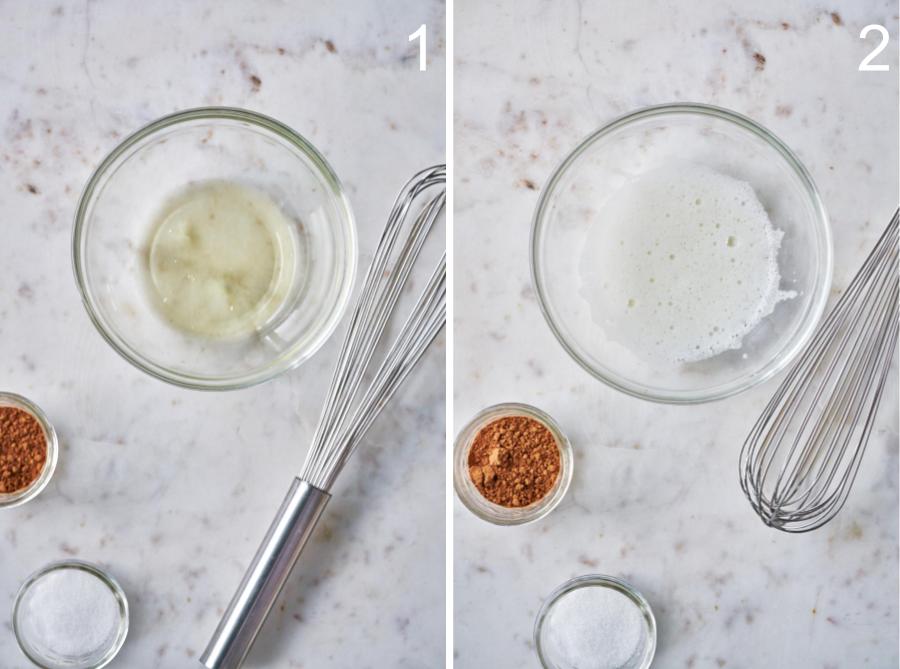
[409,24,427,71]
[859,24,890,71]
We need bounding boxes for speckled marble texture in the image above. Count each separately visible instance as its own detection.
[0,1,445,667]
[454,1,898,668]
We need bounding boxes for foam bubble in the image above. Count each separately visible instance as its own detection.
[579,165,794,364]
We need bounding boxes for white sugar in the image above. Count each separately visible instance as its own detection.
[17,567,121,660]
[543,586,648,669]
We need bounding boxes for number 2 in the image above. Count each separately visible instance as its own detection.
[859,24,890,72]
[409,24,427,71]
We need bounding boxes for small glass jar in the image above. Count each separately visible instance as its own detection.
[0,392,58,509]
[453,402,573,525]
[13,560,130,669]
[534,574,657,669]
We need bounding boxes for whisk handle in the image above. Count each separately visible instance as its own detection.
[200,478,330,669]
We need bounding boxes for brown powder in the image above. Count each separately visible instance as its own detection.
[0,406,47,493]
[467,415,560,507]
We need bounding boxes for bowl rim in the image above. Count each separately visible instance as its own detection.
[72,106,358,391]
[530,102,833,404]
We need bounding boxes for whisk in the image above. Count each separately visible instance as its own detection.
[201,165,446,669]
[739,209,899,533]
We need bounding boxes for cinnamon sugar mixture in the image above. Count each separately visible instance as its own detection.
[467,415,560,507]
[0,406,47,493]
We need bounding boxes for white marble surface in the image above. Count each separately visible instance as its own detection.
[0,1,445,667]
[454,1,898,668]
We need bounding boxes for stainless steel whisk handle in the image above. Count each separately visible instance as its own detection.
[200,479,330,669]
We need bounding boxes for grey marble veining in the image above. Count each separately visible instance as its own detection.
[0,1,445,667]
[453,1,898,667]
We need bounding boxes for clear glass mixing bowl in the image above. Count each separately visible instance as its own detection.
[531,103,832,403]
[73,108,357,390]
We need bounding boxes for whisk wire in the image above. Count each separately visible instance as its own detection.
[310,177,424,451]
[321,258,447,489]
[315,259,445,486]
[301,165,446,491]
[307,176,432,482]
[780,259,892,509]
[312,190,444,484]
[740,209,898,532]
[764,217,898,500]
[313,192,439,470]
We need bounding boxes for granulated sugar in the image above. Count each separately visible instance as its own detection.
[542,585,648,669]
[17,566,121,660]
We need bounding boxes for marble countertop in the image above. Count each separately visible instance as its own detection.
[453,1,898,667]
[0,1,445,667]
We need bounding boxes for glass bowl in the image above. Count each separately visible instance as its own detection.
[453,403,573,525]
[73,107,357,390]
[534,574,656,669]
[13,560,129,669]
[531,103,832,403]
[0,392,58,509]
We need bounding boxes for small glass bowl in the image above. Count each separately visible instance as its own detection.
[531,103,832,404]
[13,560,129,669]
[0,392,58,509]
[534,574,657,669]
[73,107,357,390]
[453,402,573,525]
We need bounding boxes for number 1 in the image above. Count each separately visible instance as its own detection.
[409,24,427,71]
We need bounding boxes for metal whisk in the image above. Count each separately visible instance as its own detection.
[201,165,446,669]
[739,209,899,533]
